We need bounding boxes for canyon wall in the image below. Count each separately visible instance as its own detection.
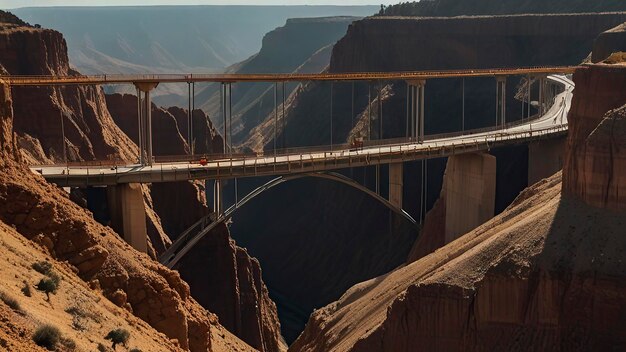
[291,62,626,352]
[0,22,137,163]
[592,23,626,63]
[563,64,626,210]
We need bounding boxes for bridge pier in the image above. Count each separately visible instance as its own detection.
[528,137,565,185]
[213,179,223,215]
[134,82,159,166]
[407,80,426,143]
[388,163,403,208]
[444,153,496,243]
[107,183,148,253]
[496,76,507,127]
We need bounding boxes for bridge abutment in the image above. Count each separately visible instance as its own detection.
[444,153,496,243]
[107,183,148,253]
[528,136,566,185]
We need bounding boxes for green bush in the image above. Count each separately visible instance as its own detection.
[32,324,61,350]
[0,291,21,311]
[105,328,130,350]
[36,278,58,300]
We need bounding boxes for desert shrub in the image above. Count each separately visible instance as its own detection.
[97,343,109,352]
[32,261,53,275]
[0,291,21,311]
[105,328,130,349]
[36,278,58,300]
[32,260,61,285]
[32,324,61,350]
[130,349,142,352]
[60,336,76,350]
[21,282,32,297]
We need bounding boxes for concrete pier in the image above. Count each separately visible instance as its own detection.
[107,183,148,253]
[444,153,496,243]
[388,163,403,208]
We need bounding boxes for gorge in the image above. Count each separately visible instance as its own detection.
[1,2,626,352]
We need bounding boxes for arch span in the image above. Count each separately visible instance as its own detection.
[159,172,418,268]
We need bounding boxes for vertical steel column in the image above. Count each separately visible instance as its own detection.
[419,160,424,225]
[282,81,286,149]
[375,165,380,195]
[418,81,425,143]
[136,87,144,165]
[221,83,227,154]
[274,83,278,156]
[496,76,507,128]
[145,89,153,165]
[368,83,372,140]
[352,81,355,130]
[378,82,383,139]
[229,83,233,157]
[330,82,334,150]
[187,82,192,155]
[213,179,222,215]
[405,82,410,139]
[191,82,195,155]
[412,84,416,140]
[527,75,532,120]
[60,113,67,163]
[538,76,546,116]
[462,78,465,132]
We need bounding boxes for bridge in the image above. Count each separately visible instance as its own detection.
[4,67,575,264]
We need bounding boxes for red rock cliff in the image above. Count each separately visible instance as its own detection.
[563,64,626,210]
[0,22,137,163]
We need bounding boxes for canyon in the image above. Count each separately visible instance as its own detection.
[1,2,626,352]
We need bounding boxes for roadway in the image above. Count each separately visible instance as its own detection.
[31,75,573,187]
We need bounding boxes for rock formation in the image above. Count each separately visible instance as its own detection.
[592,22,626,63]
[0,21,137,163]
[289,62,626,352]
[563,64,626,210]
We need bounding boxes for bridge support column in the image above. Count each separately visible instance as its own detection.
[213,179,223,215]
[134,82,159,166]
[528,137,565,185]
[388,163,403,208]
[407,80,426,143]
[537,75,548,116]
[496,76,507,127]
[444,153,496,243]
[107,183,148,253]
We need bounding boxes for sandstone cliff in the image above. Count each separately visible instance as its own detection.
[592,22,626,63]
[290,61,626,352]
[563,64,626,210]
[0,22,137,163]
